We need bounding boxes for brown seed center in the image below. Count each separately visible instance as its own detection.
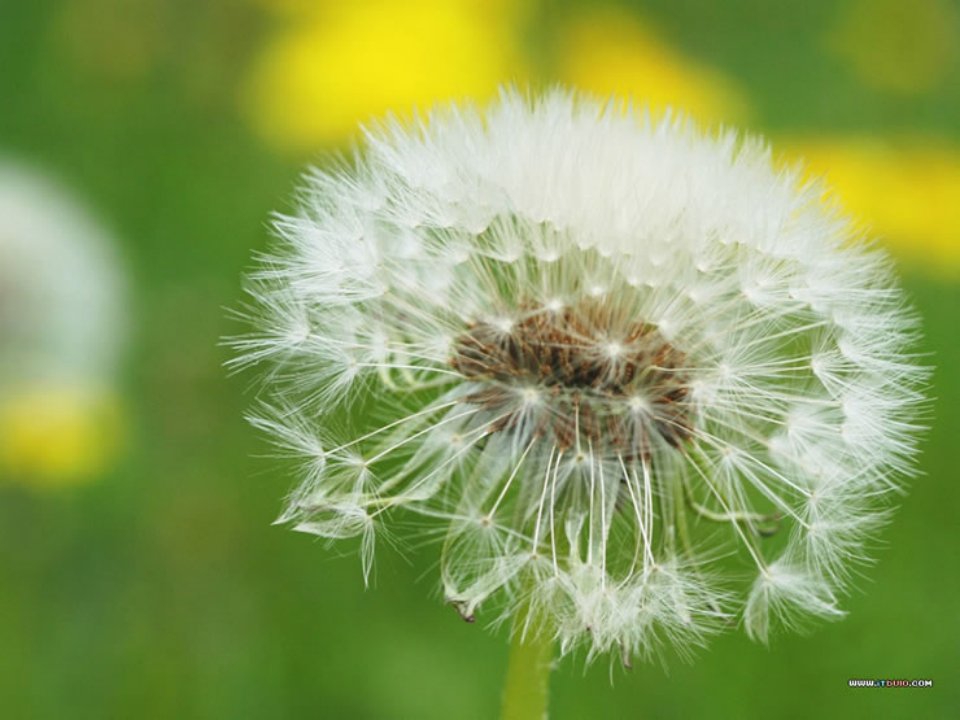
[449,301,693,454]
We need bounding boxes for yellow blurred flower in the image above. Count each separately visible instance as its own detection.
[0,386,122,488]
[557,8,749,125]
[786,138,960,273]
[245,0,530,150]
[827,0,958,96]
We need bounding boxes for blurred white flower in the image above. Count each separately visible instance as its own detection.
[235,90,925,661]
[0,163,126,485]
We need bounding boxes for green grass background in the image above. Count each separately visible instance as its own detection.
[1,1,958,717]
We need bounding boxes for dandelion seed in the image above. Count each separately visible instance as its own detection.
[234,89,926,662]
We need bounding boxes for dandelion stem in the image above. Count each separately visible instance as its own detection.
[500,600,554,720]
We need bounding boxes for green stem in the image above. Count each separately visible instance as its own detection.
[500,611,554,720]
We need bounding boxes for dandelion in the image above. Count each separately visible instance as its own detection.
[234,89,925,686]
[0,163,126,486]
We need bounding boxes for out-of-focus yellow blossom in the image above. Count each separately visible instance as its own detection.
[787,138,960,273]
[557,8,749,125]
[827,0,958,96]
[0,386,122,488]
[245,0,530,150]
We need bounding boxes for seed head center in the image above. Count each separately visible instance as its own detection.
[449,301,694,453]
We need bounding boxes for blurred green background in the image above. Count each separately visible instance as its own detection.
[1,0,958,718]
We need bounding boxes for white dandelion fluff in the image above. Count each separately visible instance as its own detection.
[234,89,925,661]
[0,163,125,389]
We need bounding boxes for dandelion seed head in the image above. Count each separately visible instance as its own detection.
[236,89,926,662]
